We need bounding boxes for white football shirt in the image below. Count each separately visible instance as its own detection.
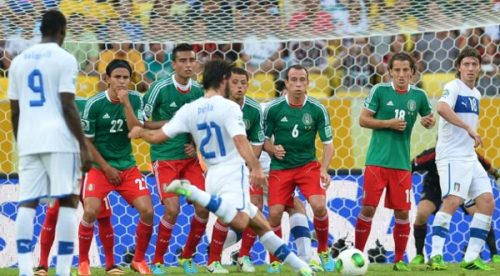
[8,43,79,156]
[162,95,247,168]
[259,102,271,174]
[436,79,480,161]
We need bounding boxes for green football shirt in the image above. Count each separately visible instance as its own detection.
[75,96,87,115]
[242,96,265,145]
[264,96,332,170]
[364,83,432,171]
[143,75,204,161]
[82,90,144,170]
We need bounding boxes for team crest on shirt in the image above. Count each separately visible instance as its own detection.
[87,183,94,191]
[454,182,460,192]
[302,113,313,125]
[243,119,250,130]
[82,120,90,131]
[407,100,417,112]
[144,104,153,117]
[442,89,450,97]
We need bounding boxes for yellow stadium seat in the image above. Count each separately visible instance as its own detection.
[76,75,100,98]
[0,78,8,99]
[247,74,276,101]
[421,72,456,97]
[308,73,331,98]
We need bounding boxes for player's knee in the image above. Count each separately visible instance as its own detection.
[310,201,327,217]
[230,212,250,232]
[360,206,376,218]
[194,205,209,219]
[164,204,180,222]
[394,210,409,221]
[415,212,429,225]
[476,193,494,214]
[83,205,99,223]
[139,207,154,223]
[268,207,284,225]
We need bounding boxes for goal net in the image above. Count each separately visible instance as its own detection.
[0,0,499,269]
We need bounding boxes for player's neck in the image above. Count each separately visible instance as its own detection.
[107,89,120,103]
[230,97,244,107]
[205,88,221,98]
[174,74,190,86]
[287,94,305,107]
[41,37,61,46]
[460,78,476,89]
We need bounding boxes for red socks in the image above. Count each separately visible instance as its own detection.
[181,215,208,259]
[313,214,329,253]
[97,217,115,268]
[393,219,410,263]
[78,220,95,264]
[152,218,174,264]
[208,219,228,265]
[133,220,153,262]
[239,227,257,258]
[355,214,372,251]
[39,203,59,267]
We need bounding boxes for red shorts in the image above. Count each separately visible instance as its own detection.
[78,174,112,219]
[82,166,150,205]
[249,185,264,196]
[152,159,205,202]
[362,165,412,210]
[268,161,324,207]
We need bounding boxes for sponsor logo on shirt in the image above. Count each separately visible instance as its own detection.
[169,102,178,108]
[102,113,110,119]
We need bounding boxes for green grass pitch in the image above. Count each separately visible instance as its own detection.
[0,263,498,276]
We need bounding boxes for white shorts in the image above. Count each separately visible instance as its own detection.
[18,152,81,204]
[205,163,257,217]
[437,159,492,201]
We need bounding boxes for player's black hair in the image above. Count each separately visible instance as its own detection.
[284,64,309,80]
[172,43,194,61]
[106,59,132,77]
[230,67,249,81]
[202,60,233,90]
[455,47,481,78]
[40,10,67,37]
[388,52,416,73]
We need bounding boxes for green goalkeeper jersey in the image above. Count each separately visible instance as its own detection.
[242,96,265,145]
[264,96,332,170]
[82,90,144,170]
[364,83,432,171]
[143,75,204,161]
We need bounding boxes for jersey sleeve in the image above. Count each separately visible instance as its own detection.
[363,85,380,113]
[58,54,78,94]
[82,98,97,138]
[143,83,159,119]
[247,107,265,145]
[315,102,333,144]
[263,104,275,139]
[225,104,247,138]
[419,91,433,117]
[438,81,458,109]
[131,92,145,124]
[162,104,189,138]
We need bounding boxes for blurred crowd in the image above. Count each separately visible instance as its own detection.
[0,0,498,96]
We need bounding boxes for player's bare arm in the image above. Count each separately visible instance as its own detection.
[251,144,263,159]
[359,108,407,131]
[86,137,121,185]
[233,135,266,188]
[437,101,482,147]
[9,100,19,139]
[61,93,92,172]
[320,142,334,188]
[129,126,169,144]
[420,113,435,129]
[144,120,169,129]
[117,89,143,130]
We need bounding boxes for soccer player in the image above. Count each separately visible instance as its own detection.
[427,47,495,271]
[35,97,122,276]
[79,59,154,275]
[263,64,335,272]
[354,52,435,272]
[206,67,264,273]
[143,43,209,274]
[8,10,92,276]
[129,60,314,276]
[409,147,500,265]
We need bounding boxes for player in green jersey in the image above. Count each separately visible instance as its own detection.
[143,44,208,275]
[354,52,435,272]
[264,64,335,272]
[79,59,154,275]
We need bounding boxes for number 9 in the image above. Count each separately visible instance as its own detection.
[28,69,45,107]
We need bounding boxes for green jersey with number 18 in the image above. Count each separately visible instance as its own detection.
[364,83,432,171]
[241,96,265,145]
[264,96,332,170]
[82,90,144,170]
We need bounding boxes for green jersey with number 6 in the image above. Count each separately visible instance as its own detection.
[242,96,265,145]
[264,96,332,170]
[82,90,144,170]
[143,75,204,161]
[364,83,432,171]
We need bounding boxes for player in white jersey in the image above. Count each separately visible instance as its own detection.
[428,47,494,271]
[129,60,314,276]
[8,10,91,276]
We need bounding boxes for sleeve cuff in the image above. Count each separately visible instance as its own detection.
[322,140,333,145]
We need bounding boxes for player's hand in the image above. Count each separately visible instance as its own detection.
[420,113,435,129]
[117,89,130,105]
[249,166,267,189]
[273,145,286,160]
[387,118,407,131]
[102,165,122,185]
[184,143,196,157]
[128,126,143,139]
[80,146,93,173]
[466,127,483,148]
[320,168,331,189]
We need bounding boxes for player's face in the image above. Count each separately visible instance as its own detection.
[173,51,196,79]
[458,56,480,84]
[228,73,248,102]
[389,60,413,89]
[106,68,131,92]
[285,68,309,98]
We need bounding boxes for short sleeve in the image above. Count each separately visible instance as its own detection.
[131,92,145,124]
[364,85,380,113]
[162,104,190,138]
[82,99,97,138]
[315,102,333,143]
[438,81,458,109]
[247,107,265,145]
[263,104,275,139]
[225,104,247,138]
[419,91,432,117]
[58,54,78,94]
